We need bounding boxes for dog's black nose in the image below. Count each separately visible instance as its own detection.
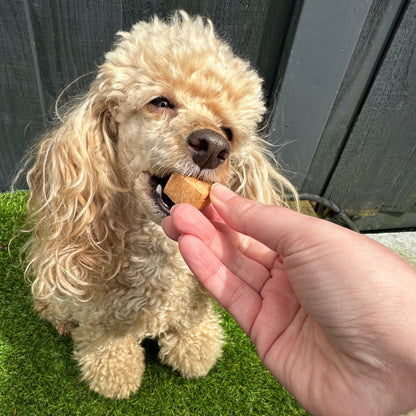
[187,129,231,169]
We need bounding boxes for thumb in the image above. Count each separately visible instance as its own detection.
[209,183,324,256]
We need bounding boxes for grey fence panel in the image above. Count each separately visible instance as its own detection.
[1,0,124,190]
[323,0,416,231]
[268,0,399,188]
[267,0,415,231]
[28,0,123,116]
[302,0,407,196]
[0,0,294,191]
[0,0,45,189]
[2,0,415,231]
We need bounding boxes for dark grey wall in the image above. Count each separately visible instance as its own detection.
[0,0,295,191]
[323,0,416,231]
[1,0,415,231]
[268,0,415,231]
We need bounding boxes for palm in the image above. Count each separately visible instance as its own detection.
[183,229,396,415]
[254,253,400,416]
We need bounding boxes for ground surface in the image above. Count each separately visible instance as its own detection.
[0,192,309,416]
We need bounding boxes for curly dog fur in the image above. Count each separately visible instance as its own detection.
[25,11,296,399]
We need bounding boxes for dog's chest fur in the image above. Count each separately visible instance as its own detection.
[70,221,208,338]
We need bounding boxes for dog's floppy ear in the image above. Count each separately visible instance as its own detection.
[26,91,127,302]
[230,138,297,207]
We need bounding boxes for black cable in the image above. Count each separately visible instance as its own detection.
[292,193,360,233]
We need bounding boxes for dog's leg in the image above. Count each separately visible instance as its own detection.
[158,304,224,378]
[72,327,145,399]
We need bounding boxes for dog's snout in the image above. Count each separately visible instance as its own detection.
[187,129,231,169]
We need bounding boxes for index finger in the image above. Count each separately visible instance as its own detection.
[209,184,325,257]
[178,233,262,335]
[162,203,277,290]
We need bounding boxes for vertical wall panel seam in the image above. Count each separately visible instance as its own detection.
[23,0,47,130]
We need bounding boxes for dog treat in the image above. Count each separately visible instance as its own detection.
[164,173,212,211]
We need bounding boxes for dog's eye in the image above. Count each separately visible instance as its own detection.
[149,97,174,109]
[221,127,233,142]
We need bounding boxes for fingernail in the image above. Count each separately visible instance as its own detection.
[210,183,235,202]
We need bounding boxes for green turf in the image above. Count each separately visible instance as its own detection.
[0,191,309,416]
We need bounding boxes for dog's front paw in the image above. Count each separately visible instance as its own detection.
[74,334,145,399]
[158,316,224,378]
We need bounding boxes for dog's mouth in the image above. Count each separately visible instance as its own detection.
[149,175,175,216]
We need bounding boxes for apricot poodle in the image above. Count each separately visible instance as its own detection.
[25,11,295,398]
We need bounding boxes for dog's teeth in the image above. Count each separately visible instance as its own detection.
[156,184,162,197]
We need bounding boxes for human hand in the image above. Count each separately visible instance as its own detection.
[162,184,416,416]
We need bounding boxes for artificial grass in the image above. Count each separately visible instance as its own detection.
[0,191,310,416]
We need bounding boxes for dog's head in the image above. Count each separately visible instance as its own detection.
[94,11,271,221]
[27,12,295,300]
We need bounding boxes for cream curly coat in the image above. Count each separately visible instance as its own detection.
[25,11,295,399]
